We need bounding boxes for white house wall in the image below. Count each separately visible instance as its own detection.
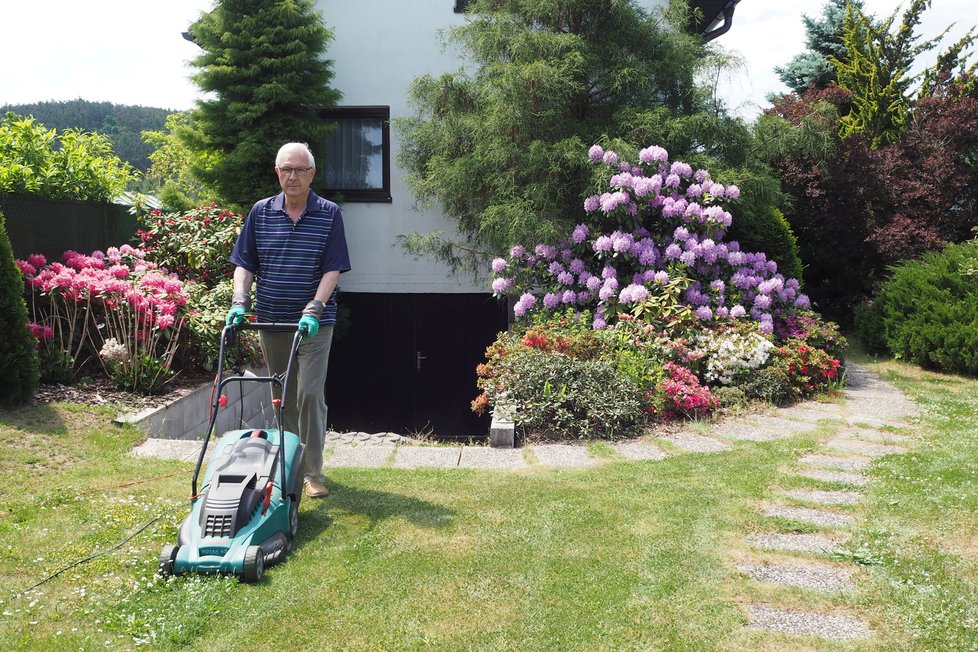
[320,0,668,294]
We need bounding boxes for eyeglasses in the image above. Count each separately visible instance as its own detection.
[278,166,313,176]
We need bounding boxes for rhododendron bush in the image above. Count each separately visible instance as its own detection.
[17,246,188,393]
[476,144,846,438]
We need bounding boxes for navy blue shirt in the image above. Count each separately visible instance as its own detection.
[230,191,351,324]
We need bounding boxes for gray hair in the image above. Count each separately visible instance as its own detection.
[275,142,316,168]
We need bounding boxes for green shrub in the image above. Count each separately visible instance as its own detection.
[873,240,978,374]
[0,112,135,201]
[740,365,794,406]
[726,205,805,283]
[852,300,888,354]
[712,385,748,410]
[0,209,39,406]
[495,349,645,440]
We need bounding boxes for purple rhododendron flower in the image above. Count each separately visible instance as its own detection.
[665,243,682,259]
[665,173,681,188]
[491,257,507,273]
[670,161,693,177]
[593,235,613,253]
[695,306,713,320]
[491,277,514,293]
[558,271,574,285]
[509,244,525,259]
[513,292,536,317]
[583,195,600,213]
[572,224,589,243]
[729,305,746,318]
[543,292,561,309]
[602,150,619,165]
[588,145,604,162]
[601,265,617,279]
[638,145,668,163]
[680,250,696,266]
[535,244,557,260]
[586,275,602,291]
[654,270,670,285]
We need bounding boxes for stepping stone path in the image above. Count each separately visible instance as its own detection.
[131,361,917,644]
[738,362,917,644]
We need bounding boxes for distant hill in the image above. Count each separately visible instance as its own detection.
[0,99,174,173]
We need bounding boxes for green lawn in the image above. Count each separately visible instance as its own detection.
[1,357,977,651]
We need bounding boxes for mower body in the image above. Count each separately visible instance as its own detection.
[167,427,304,580]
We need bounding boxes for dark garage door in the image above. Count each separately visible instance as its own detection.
[325,292,508,437]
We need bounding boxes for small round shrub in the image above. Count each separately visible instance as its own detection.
[0,209,39,406]
[874,240,978,374]
[740,365,793,406]
[713,385,748,410]
[492,349,646,440]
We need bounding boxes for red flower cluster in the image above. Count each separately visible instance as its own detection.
[653,362,719,420]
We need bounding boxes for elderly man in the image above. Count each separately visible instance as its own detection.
[226,142,351,498]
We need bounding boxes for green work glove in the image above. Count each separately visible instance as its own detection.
[298,314,319,338]
[225,304,246,326]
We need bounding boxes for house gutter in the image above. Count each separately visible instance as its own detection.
[700,0,741,42]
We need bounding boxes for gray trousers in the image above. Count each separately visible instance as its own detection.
[259,326,334,484]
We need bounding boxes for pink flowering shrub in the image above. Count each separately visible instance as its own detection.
[651,362,719,421]
[491,144,811,334]
[18,246,188,393]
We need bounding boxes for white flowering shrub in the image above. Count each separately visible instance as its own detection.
[694,326,774,386]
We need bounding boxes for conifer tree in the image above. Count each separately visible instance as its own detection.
[775,0,863,95]
[832,0,950,146]
[183,0,341,207]
[0,209,39,407]
[397,0,740,270]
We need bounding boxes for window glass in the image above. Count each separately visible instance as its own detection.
[319,106,391,203]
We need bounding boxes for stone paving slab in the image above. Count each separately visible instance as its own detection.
[457,446,527,470]
[779,489,863,506]
[324,445,396,468]
[326,431,404,446]
[763,503,855,527]
[132,438,203,462]
[778,403,848,421]
[656,431,731,453]
[799,453,872,471]
[738,561,855,592]
[393,446,461,469]
[531,444,598,467]
[747,532,846,555]
[612,440,667,461]
[797,469,869,487]
[846,429,911,444]
[747,605,870,642]
[710,420,787,441]
[827,438,906,457]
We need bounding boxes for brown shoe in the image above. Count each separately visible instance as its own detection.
[304,479,330,498]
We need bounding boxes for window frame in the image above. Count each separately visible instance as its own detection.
[317,106,392,203]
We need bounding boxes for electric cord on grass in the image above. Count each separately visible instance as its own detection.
[15,513,168,595]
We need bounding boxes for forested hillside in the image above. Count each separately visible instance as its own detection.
[0,99,172,172]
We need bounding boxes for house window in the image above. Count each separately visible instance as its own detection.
[319,106,391,203]
[454,0,471,13]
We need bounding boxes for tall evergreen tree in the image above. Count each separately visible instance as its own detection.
[0,209,39,407]
[397,0,733,270]
[832,0,951,146]
[183,0,341,206]
[775,0,863,95]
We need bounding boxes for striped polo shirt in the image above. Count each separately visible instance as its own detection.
[230,191,351,324]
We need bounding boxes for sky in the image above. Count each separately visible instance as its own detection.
[0,1,974,118]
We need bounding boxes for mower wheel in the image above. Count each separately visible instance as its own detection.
[242,545,265,583]
[288,499,300,540]
[159,544,179,576]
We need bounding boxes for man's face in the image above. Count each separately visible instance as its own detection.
[275,149,315,200]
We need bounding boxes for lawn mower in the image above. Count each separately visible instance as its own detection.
[159,322,306,583]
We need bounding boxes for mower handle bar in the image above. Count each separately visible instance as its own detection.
[192,322,304,497]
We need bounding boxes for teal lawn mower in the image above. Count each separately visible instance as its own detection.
[159,322,306,583]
